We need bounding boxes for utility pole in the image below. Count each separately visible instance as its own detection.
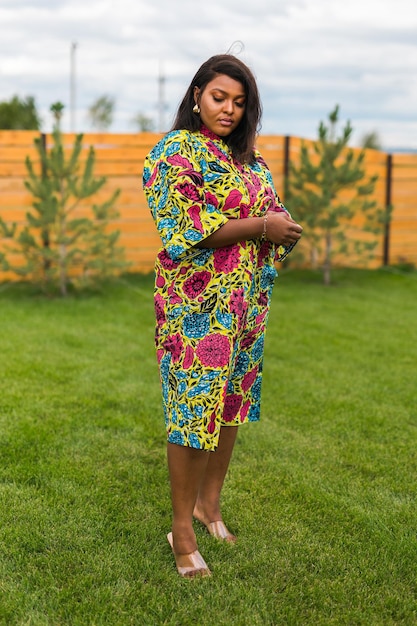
[70,41,77,132]
[158,60,166,133]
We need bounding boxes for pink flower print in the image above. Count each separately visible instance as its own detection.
[187,205,204,233]
[205,191,219,208]
[241,328,259,349]
[154,294,166,326]
[167,156,204,186]
[258,241,270,264]
[182,271,211,299]
[264,186,276,204]
[230,288,246,315]
[158,249,179,270]
[255,310,268,325]
[207,411,217,434]
[223,189,242,212]
[156,275,165,288]
[183,345,194,369]
[223,394,243,422]
[175,182,201,202]
[246,182,257,204]
[230,288,248,328]
[163,332,184,363]
[196,333,231,368]
[167,154,193,169]
[250,170,262,191]
[144,166,158,188]
[207,142,229,162]
[213,245,240,274]
[242,366,258,393]
[157,349,164,364]
[240,400,250,421]
[239,203,250,218]
[167,283,182,305]
[257,155,268,168]
[270,195,287,214]
[257,291,268,306]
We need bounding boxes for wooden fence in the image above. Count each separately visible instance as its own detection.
[0,130,416,281]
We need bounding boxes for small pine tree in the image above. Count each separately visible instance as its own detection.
[50,101,65,130]
[131,112,155,132]
[88,95,115,131]
[288,106,383,285]
[360,131,382,151]
[0,128,128,295]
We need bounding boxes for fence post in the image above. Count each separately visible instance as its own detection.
[383,153,392,266]
[283,135,291,201]
[39,133,52,272]
[40,133,47,176]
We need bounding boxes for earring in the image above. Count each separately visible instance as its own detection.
[193,103,200,114]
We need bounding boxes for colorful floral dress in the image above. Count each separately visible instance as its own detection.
[142,126,295,451]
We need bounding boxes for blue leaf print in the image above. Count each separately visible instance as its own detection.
[261,264,277,288]
[150,142,164,159]
[165,141,181,156]
[216,310,232,329]
[189,433,201,449]
[208,161,229,173]
[188,381,211,398]
[168,307,183,320]
[168,430,185,445]
[159,218,177,229]
[252,337,264,362]
[184,229,202,242]
[158,187,169,209]
[183,313,210,339]
[177,381,187,395]
[166,244,185,260]
[248,405,260,422]
[204,173,221,182]
[172,408,179,424]
[193,249,212,266]
[143,166,151,184]
[233,352,249,376]
[179,403,194,421]
[201,371,220,381]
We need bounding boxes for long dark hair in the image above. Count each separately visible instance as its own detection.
[171,54,262,164]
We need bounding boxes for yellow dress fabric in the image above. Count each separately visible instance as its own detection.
[143,126,294,451]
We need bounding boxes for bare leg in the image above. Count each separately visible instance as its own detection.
[167,442,210,556]
[194,426,238,538]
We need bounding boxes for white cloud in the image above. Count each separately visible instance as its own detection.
[0,0,416,149]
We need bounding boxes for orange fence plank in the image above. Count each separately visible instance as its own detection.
[0,131,40,147]
[1,131,417,280]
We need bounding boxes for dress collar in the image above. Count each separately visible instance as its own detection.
[199,124,223,142]
[198,124,233,159]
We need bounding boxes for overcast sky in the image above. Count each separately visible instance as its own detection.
[1,0,417,150]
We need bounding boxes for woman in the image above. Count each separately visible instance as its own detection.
[142,54,302,578]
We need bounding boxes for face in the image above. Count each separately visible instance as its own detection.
[194,74,246,137]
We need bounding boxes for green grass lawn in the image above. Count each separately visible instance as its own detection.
[0,269,416,626]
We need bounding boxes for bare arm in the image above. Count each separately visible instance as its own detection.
[196,211,303,249]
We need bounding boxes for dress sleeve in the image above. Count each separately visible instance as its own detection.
[253,150,298,263]
[270,196,297,262]
[142,131,229,262]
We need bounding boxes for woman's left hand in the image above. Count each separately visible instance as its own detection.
[265,211,303,246]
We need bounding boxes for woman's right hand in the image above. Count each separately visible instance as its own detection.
[265,211,303,246]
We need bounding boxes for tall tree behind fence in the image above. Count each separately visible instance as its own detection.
[1,131,416,280]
